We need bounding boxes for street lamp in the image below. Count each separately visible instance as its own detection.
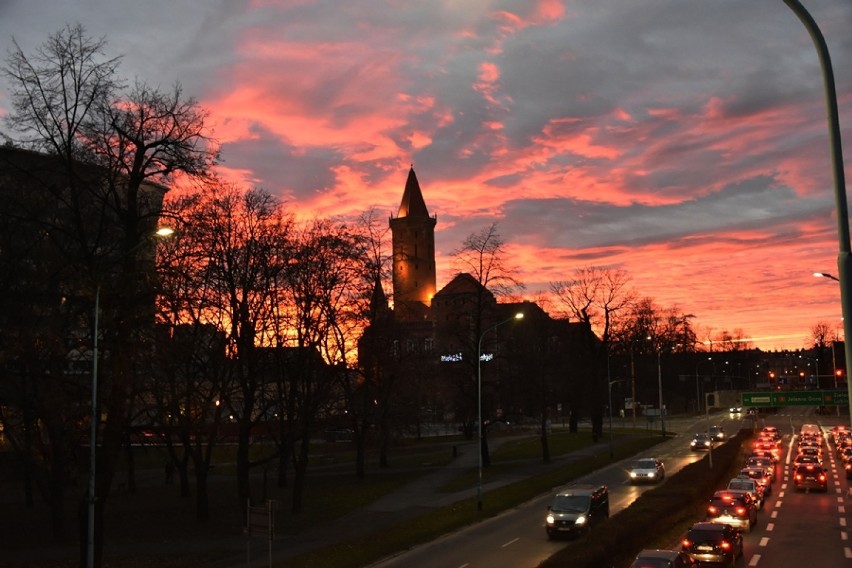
[87,226,173,568]
[476,311,523,512]
[656,347,665,438]
[783,0,851,419]
[695,357,713,414]
[814,271,840,282]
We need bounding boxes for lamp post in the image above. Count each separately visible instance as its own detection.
[476,311,523,511]
[656,348,665,438]
[695,357,713,414]
[87,226,173,568]
[783,0,851,419]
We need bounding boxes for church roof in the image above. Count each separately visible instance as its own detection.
[435,273,487,297]
[396,167,430,218]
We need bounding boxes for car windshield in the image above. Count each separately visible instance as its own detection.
[550,495,590,513]
[634,459,656,469]
[728,480,753,491]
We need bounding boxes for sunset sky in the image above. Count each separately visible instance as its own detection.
[1,0,851,351]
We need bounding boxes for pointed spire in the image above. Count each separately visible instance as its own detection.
[397,166,430,218]
[369,272,389,321]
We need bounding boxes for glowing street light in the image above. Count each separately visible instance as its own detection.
[476,311,523,511]
[814,271,840,282]
[87,227,173,568]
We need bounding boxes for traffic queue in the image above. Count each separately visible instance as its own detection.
[629,422,845,567]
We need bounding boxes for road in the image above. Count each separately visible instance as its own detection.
[372,414,725,568]
[373,410,852,568]
[737,411,852,568]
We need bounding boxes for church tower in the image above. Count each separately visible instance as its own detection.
[389,167,437,321]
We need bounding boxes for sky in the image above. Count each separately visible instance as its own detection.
[1,0,851,351]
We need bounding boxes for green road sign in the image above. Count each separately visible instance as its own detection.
[742,390,848,407]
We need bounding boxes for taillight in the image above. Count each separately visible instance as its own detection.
[735,506,747,516]
[707,506,718,515]
[682,539,692,548]
[795,474,803,481]
[819,474,826,482]
[721,541,732,550]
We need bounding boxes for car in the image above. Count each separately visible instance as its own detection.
[751,440,779,462]
[793,463,828,492]
[800,423,823,437]
[629,458,666,484]
[738,466,772,496]
[829,424,849,442]
[691,433,712,451]
[760,425,780,441]
[840,454,852,479]
[729,407,742,415]
[681,522,743,566]
[705,490,757,532]
[545,484,609,538]
[796,446,823,463]
[793,453,821,468]
[629,549,699,568]
[727,477,764,509]
[709,425,725,441]
[745,455,776,481]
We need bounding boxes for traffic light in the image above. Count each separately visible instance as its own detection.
[769,371,776,380]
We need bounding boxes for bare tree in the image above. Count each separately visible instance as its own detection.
[811,321,832,350]
[2,25,216,566]
[452,222,524,299]
[550,267,633,439]
[451,222,525,466]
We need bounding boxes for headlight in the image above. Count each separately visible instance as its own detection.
[574,515,587,526]
[629,471,637,478]
[546,514,555,525]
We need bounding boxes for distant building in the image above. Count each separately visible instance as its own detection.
[360,167,596,429]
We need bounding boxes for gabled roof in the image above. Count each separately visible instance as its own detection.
[435,273,487,297]
[396,167,430,218]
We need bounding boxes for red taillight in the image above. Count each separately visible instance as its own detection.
[795,474,803,481]
[721,541,732,550]
[819,474,827,482]
[735,506,747,516]
[682,539,692,548]
[707,506,718,515]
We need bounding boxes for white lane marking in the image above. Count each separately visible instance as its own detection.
[759,537,770,547]
[501,538,519,548]
[841,517,847,527]
[771,510,778,519]
[846,547,852,559]
[766,522,774,531]
[841,530,848,541]
[458,564,470,568]
[840,505,846,514]
[749,554,761,566]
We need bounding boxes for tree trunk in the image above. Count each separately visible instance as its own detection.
[195,464,210,521]
[124,431,136,495]
[290,438,311,514]
[354,426,366,479]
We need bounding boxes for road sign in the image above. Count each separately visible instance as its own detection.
[742,390,848,407]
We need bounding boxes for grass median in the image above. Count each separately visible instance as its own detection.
[281,433,663,568]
